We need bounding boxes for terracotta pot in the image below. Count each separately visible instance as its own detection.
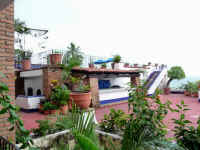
[22,59,31,70]
[134,64,138,68]
[184,91,190,96]
[89,63,94,68]
[49,54,61,65]
[124,64,129,68]
[192,92,198,97]
[101,66,106,69]
[39,104,43,113]
[112,63,119,69]
[43,110,50,115]
[70,92,91,109]
[164,88,170,95]
[60,105,68,114]
[50,109,60,115]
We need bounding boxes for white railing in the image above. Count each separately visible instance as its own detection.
[147,66,168,95]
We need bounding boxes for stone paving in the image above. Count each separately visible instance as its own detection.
[20,94,200,137]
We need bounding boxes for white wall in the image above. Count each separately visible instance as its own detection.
[24,77,43,96]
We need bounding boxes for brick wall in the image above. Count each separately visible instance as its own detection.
[0,0,15,140]
[43,66,62,98]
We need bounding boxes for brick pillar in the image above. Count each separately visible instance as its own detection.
[43,67,62,99]
[0,0,15,140]
[131,75,140,86]
[89,77,100,107]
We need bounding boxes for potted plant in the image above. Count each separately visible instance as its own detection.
[133,63,138,68]
[19,50,32,70]
[164,66,185,95]
[69,76,91,110]
[89,56,94,68]
[50,85,70,114]
[49,49,62,65]
[42,101,58,115]
[124,63,129,68]
[101,63,107,69]
[112,55,121,69]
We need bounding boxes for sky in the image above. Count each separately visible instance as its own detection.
[15,0,200,77]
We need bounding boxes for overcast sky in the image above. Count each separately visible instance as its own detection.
[15,0,200,77]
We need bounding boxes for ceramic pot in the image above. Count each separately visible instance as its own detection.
[164,88,170,95]
[22,59,31,70]
[70,92,91,109]
[60,105,68,114]
[49,54,61,65]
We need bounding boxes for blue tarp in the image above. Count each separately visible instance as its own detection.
[94,58,113,64]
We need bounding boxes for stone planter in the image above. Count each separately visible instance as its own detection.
[49,54,62,65]
[22,59,31,70]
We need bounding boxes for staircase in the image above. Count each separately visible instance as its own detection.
[144,71,161,90]
[145,66,168,95]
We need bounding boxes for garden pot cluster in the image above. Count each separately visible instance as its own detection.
[183,81,199,97]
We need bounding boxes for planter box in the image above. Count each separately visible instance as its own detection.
[16,96,45,110]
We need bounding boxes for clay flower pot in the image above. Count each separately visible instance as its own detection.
[60,105,68,114]
[50,109,60,115]
[70,92,91,109]
[184,91,190,96]
[89,63,94,68]
[22,59,31,70]
[43,110,50,115]
[49,54,62,65]
[164,88,170,95]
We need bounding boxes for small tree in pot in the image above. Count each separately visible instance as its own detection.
[112,54,121,69]
[165,66,185,94]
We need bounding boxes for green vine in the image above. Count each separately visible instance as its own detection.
[0,74,33,149]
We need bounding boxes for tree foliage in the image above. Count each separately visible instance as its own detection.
[62,42,83,66]
[167,66,185,87]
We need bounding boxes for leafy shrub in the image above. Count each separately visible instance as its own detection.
[113,55,121,63]
[100,108,128,133]
[122,85,172,150]
[50,85,70,106]
[173,101,200,150]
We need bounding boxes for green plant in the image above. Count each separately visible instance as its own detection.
[32,120,54,137]
[113,55,121,63]
[167,66,185,88]
[0,75,33,149]
[101,63,107,68]
[42,101,58,111]
[52,49,61,54]
[100,108,128,133]
[122,84,172,150]
[51,85,70,106]
[69,76,90,92]
[172,100,200,150]
[62,42,84,66]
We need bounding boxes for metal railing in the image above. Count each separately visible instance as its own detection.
[0,136,20,150]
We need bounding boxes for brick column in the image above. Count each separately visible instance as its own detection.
[131,75,140,86]
[43,67,62,99]
[0,0,15,140]
[89,77,100,107]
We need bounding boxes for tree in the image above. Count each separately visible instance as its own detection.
[62,42,84,66]
[14,18,30,34]
[167,66,185,87]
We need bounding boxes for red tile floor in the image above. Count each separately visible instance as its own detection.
[20,94,200,137]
